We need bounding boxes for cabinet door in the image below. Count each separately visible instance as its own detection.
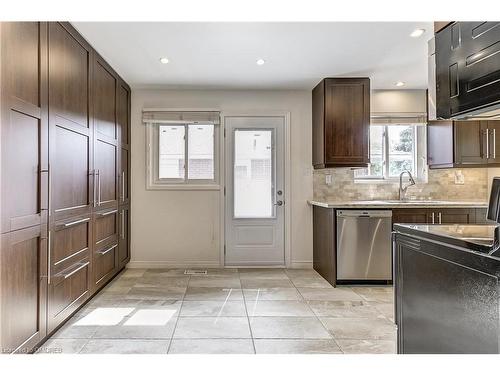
[454,121,487,165]
[93,209,119,290]
[436,22,500,118]
[433,208,475,224]
[323,78,370,166]
[427,121,454,168]
[49,23,93,222]
[1,22,48,234]
[392,209,429,225]
[93,57,118,211]
[0,226,47,353]
[117,81,130,205]
[312,206,336,287]
[118,205,130,268]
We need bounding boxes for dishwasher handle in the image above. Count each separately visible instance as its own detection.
[337,210,393,218]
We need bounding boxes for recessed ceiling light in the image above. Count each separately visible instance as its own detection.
[256,59,265,66]
[395,81,405,87]
[410,28,426,38]
[159,57,169,64]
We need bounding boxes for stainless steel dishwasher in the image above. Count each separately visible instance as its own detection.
[336,210,392,281]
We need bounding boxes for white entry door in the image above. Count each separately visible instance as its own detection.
[224,116,285,266]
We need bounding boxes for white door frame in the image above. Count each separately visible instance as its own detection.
[219,111,291,268]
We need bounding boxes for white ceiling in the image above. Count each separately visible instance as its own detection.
[72,22,432,90]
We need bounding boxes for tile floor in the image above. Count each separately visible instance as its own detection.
[37,268,396,354]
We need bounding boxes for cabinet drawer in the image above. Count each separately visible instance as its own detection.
[51,216,91,274]
[94,209,118,245]
[48,258,90,331]
[94,242,117,288]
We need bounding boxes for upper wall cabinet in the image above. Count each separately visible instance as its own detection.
[435,22,500,119]
[427,120,500,168]
[312,78,370,168]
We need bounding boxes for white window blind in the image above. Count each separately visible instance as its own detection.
[142,110,220,125]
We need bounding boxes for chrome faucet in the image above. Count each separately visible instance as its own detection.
[399,170,416,201]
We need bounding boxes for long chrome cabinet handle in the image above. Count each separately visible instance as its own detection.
[98,244,117,256]
[122,171,125,202]
[93,169,98,207]
[97,209,117,217]
[485,129,490,159]
[63,217,91,228]
[431,212,435,224]
[121,211,125,240]
[97,170,101,206]
[63,262,90,279]
[48,230,51,285]
[438,212,442,224]
[493,129,497,159]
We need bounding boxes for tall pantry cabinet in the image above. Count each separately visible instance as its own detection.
[0,22,131,353]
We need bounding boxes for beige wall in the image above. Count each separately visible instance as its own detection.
[130,89,313,268]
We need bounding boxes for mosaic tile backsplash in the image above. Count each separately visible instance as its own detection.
[313,168,488,202]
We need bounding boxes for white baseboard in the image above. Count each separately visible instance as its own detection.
[127,260,221,269]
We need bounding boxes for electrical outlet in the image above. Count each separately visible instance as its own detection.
[454,170,465,185]
[325,174,332,186]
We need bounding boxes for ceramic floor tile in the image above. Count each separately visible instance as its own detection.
[351,287,394,303]
[173,317,251,339]
[370,302,395,322]
[80,339,169,354]
[243,288,303,301]
[119,269,147,278]
[184,287,244,301]
[285,269,322,278]
[319,317,396,340]
[336,339,396,354]
[180,300,247,317]
[143,269,189,277]
[254,339,342,354]
[250,317,331,339]
[290,277,332,288]
[238,269,288,279]
[307,300,385,318]
[298,287,363,301]
[36,339,88,354]
[168,339,254,354]
[246,300,314,317]
[126,286,186,300]
[50,317,100,339]
[135,276,190,288]
[240,278,294,288]
[188,276,241,288]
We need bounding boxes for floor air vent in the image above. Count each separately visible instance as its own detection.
[184,269,208,275]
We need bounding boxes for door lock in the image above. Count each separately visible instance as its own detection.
[277,190,283,196]
[274,200,283,206]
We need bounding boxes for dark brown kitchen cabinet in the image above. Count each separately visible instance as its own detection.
[312,206,336,287]
[48,22,94,222]
[393,208,478,225]
[312,78,370,168]
[92,209,119,291]
[0,22,49,353]
[427,120,500,169]
[93,57,119,211]
[0,22,131,353]
[118,205,130,269]
[436,22,500,119]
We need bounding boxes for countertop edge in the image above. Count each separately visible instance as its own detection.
[308,200,489,209]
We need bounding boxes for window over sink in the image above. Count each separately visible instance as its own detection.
[354,123,427,181]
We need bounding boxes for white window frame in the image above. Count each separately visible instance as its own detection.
[355,124,424,182]
[146,122,220,190]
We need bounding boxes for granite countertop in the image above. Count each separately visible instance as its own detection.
[394,223,500,256]
[308,199,489,209]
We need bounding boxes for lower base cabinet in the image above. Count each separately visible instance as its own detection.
[0,226,48,354]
